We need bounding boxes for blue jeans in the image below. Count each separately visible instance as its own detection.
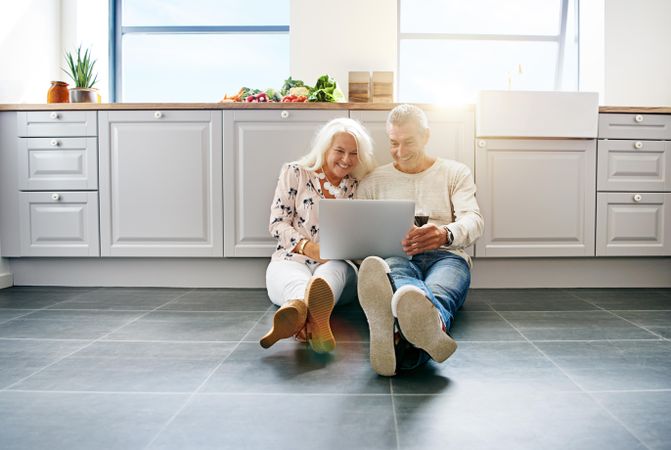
[385,250,471,370]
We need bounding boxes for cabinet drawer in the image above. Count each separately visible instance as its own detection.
[17,111,98,137]
[598,114,671,140]
[19,191,100,256]
[596,192,671,256]
[18,137,98,190]
[232,109,346,123]
[597,140,670,192]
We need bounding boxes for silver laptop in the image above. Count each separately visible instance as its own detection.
[319,199,415,260]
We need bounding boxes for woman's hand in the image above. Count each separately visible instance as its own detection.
[303,241,328,264]
[402,224,447,256]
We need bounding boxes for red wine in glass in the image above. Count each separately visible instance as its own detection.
[414,212,429,227]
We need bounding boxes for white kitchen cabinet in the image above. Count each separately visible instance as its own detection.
[18,137,98,191]
[475,138,596,257]
[19,191,99,256]
[223,109,347,257]
[598,113,671,140]
[596,113,671,256]
[17,111,97,137]
[99,110,222,257]
[1,111,101,257]
[597,140,670,192]
[596,192,670,256]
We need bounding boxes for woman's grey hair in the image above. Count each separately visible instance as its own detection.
[297,117,377,180]
[386,104,429,134]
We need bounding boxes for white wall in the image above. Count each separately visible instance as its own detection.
[0,0,61,103]
[1,1,670,106]
[579,0,605,102]
[0,0,109,104]
[604,0,671,105]
[290,0,397,99]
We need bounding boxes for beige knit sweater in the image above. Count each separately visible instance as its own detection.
[355,159,484,267]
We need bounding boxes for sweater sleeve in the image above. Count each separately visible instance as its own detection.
[269,164,305,252]
[446,166,484,249]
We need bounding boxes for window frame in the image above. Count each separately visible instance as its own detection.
[396,0,578,99]
[109,0,290,102]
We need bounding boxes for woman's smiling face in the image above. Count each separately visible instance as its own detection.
[323,132,359,181]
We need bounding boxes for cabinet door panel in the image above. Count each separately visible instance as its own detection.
[223,110,347,257]
[99,110,222,257]
[18,137,98,190]
[597,140,670,192]
[19,191,99,256]
[596,192,670,256]
[598,113,671,140]
[475,139,596,257]
[17,111,98,137]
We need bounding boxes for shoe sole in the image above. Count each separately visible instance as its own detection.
[306,277,336,353]
[396,290,457,363]
[358,257,396,376]
[260,304,306,349]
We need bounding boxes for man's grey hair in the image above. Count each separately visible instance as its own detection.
[386,104,429,134]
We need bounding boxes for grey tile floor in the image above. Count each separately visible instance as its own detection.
[1,286,670,450]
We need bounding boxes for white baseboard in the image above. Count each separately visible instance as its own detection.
[0,271,13,289]
[6,257,671,289]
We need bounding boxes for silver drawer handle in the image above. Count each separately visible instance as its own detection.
[634,141,643,149]
[50,139,60,146]
[633,194,642,202]
[154,111,163,119]
[280,110,289,119]
[634,114,643,123]
[49,112,60,120]
[51,193,61,201]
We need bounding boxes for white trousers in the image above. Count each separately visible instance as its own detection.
[266,260,357,307]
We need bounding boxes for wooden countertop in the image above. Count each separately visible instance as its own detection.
[0,102,471,111]
[0,103,668,113]
[598,106,671,113]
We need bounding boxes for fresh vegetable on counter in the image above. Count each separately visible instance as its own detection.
[219,74,344,103]
[281,94,308,102]
[308,74,344,103]
[281,76,310,96]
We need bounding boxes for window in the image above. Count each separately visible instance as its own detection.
[398,0,579,104]
[111,0,289,102]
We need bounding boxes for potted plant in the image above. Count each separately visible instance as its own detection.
[62,45,99,103]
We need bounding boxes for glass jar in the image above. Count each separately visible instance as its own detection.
[47,81,69,103]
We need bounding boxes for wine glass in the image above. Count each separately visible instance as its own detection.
[414,207,430,227]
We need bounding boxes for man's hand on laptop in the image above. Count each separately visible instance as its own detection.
[402,224,446,256]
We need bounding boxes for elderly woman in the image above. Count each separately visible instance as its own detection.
[261,117,376,353]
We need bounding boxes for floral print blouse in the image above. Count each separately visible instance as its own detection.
[269,162,358,266]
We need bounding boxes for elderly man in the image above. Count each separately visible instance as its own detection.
[356,104,484,376]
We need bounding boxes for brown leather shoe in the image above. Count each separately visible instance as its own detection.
[305,276,336,353]
[259,299,308,349]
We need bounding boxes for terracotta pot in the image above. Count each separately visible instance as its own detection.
[70,88,97,103]
[47,81,69,103]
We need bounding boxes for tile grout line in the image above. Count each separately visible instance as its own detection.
[491,308,653,450]
[142,303,272,449]
[566,291,670,341]
[0,288,196,392]
[572,295,669,341]
[0,287,105,326]
[389,378,402,450]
